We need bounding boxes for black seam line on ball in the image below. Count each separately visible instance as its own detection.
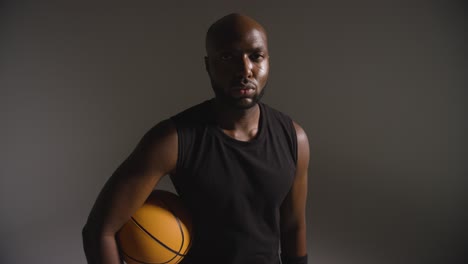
[131,199,182,264]
[130,216,187,257]
[116,236,176,264]
[119,248,178,264]
[158,199,189,256]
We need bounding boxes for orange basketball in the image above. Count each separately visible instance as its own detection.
[117,190,192,264]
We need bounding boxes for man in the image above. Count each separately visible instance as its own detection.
[82,13,309,264]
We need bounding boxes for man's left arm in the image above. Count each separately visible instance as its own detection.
[280,121,310,263]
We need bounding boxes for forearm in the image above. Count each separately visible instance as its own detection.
[280,224,307,257]
[280,227,307,264]
[82,227,122,264]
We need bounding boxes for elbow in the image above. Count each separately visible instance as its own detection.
[82,222,102,244]
[82,223,114,264]
[281,224,306,239]
[281,216,306,236]
[82,222,117,243]
[82,223,94,246]
[82,223,95,263]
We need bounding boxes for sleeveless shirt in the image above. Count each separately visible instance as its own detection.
[170,99,297,264]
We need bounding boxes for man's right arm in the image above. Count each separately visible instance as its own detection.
[82,119,178,264]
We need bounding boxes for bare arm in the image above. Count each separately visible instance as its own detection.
[82,119,178,264]
[280,121,310,261]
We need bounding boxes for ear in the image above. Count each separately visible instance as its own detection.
[204,56,209,73]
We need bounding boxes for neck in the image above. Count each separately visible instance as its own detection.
[211,98,260,131]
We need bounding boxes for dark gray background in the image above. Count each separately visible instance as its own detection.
[1,1,466,263]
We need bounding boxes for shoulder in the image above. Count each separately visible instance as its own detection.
[261,102,291,120]
[292,121,308,147]
[261,103,308,161]
[261,103,296,133]
[142,118,177,145]
[134,119,178,174]
[171,100,213,128]
[261,103,303,139]
[115,119,178,178]
[292,121,310,166]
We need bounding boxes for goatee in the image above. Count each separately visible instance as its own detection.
[211,81,267,110]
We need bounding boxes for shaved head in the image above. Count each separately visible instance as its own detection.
[205,13,268,55]
[204,13,270,109]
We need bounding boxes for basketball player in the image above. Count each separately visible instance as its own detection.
[82,13,309,264]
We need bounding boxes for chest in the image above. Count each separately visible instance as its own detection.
[179,135,296,209]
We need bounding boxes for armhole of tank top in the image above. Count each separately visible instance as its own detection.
[289,117,298,167]
[169,117,183,173]
[264,104,298,167]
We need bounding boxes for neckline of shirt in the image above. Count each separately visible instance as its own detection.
[207,99,266,147]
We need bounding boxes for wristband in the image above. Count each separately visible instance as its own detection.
[281,254,308,264]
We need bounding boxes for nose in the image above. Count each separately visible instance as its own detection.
[237,54,253,81]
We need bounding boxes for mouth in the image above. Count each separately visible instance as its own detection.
[230,85,255,97]
[231,82,255,90]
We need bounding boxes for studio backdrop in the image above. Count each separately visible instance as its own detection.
[1,1,466,264]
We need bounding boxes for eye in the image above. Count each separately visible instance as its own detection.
[250,53,264,61]
[220,53,233,61]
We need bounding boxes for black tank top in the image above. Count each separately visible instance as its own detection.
[170,99,297,264]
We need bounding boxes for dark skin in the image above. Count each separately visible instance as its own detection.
[82,13,309,263]
[206,14,269,140]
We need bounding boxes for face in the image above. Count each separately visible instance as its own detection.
[206,27,269,109]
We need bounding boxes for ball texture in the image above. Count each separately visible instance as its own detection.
[117,190,192,264]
